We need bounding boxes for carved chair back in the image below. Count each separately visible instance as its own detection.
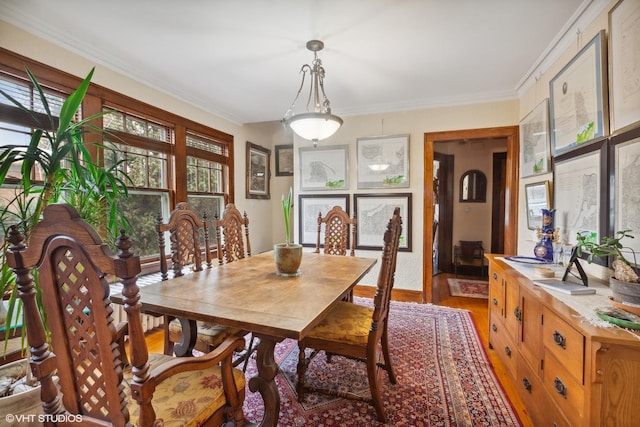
[215,203,251,265]
[315,205,356,256]
[156,202,212,280]
[5,204,144,426]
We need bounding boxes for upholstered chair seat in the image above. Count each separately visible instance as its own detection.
[167,319,243,350]
[305,301,374,346]
[123,353,246,426]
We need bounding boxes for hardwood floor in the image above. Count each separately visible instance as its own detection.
[144,272,533,426]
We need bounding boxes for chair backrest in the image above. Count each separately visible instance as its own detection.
[215,203,251,265]
[156,202,212,280]
[459,240,483,259]
[314,205,356,256]
[5,203,150,426]
[369,207,402,346]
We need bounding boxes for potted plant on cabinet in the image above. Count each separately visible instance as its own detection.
[576,230,640,307]
[0,67,131,408]
[274,187,302,276]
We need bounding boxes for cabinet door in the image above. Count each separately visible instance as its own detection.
[503,272,520,342]
[519,284,543,375]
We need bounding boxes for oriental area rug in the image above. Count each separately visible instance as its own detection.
[447,278,489,299]
[241,298,520,426]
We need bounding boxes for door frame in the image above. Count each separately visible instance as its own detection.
[423,126,519,303]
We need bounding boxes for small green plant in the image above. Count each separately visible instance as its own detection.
[281,187,293,245]
[576,229,639,284]
[576,229,635,265]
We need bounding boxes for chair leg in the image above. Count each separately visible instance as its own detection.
[380,323,397,384]
[367,355,387,423]
[242,334,257,372]
[163,315,174,355]
[296,344,309,402]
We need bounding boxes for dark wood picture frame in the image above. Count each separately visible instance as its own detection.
[609,125,640,267]
[354,193,412,252]
[298,194,350,247]
[549,30,608,156]
[275,144,294,176]
[246,141,271,199]
[553,138,608,266]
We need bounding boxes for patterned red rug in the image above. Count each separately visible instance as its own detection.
[241,299,520,426]
[447,278,489,299]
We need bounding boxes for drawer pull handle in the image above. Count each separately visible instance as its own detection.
[492,298,499,306]
[514,306,522,322]
[522,377,531,393]
[493,272,498,280]
[505,346,511,357]
[553,331,566,349]
[553,377,567,398]
[492,324,497,332]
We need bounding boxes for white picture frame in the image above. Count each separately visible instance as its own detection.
[519,99,551,177]
[356,135,409,188]
[299,145,348,191]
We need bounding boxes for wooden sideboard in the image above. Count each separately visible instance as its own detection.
[486,254,640,427]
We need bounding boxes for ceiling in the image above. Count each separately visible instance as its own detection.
[3,0,593,125]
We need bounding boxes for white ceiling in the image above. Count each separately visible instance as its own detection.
[3,0,595,125]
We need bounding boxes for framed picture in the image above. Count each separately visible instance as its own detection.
[609,0,640,134]
[299,145,348,190]
[298,194,349,247]
[356,135,409,188]
[553,139,608,261]
[525,181,551,230]
[246,141,270,199]
[354,193,412,251]
[549,30,608,155]
[519,99,551,177]
[611,127,640,266]
[275,144,294,176]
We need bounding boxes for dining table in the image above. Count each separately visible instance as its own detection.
[111,250,377,427]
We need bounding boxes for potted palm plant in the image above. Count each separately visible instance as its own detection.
[0,67,131,406]
[576,230,639,305]
[274,187,302,276]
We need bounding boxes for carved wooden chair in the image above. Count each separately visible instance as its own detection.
[314,205,356,256]
[157,202,241,356]
[215,203,255,370]
[297,207,402,423]
[215,203,251,265]
[5,204,246,426]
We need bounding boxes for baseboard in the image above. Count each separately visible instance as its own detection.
[353,284,423,303]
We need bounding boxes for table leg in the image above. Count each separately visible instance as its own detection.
[174,318,197,357]
[248,334,282,427]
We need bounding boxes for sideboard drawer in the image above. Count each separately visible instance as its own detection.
[543,351,584,427]
[543,307,585,384]
[516,353,570,427]
[490,318,517,377]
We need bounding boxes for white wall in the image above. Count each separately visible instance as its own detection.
[291,104,518,291]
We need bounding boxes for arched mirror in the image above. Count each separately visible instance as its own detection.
[459,169,486,203]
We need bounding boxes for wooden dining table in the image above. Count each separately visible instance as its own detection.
[111,250,377,427]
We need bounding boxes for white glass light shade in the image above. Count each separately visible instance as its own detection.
[285,112,343,142]
[368,163,390,171]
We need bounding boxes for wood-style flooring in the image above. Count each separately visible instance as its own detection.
[144,272,533,426]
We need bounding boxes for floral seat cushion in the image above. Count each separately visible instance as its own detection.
[123,353,245,426]
[168,319,241,349]
[307,301,373,345]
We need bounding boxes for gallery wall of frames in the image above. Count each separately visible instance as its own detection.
[519,0,640,269]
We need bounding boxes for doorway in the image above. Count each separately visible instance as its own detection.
[423,126,519,303]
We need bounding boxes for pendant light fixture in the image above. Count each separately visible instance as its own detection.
[282,40,343,147]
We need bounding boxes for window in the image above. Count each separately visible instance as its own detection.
[0,52,234,271]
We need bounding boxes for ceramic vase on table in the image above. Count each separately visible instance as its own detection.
[274,243,303,276]
[534,208,558,261]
